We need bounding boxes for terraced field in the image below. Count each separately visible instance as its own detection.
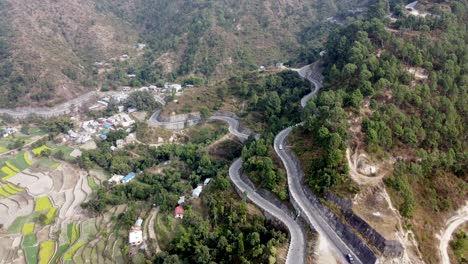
[0,148,99,264]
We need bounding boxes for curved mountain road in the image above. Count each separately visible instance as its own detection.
[229,159,306,264]
[439,202,468,264]
[209,116,250,142]
[214,114,306,264]
[277,64,365,264]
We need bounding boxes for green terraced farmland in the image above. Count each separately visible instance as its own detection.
[8,213,40,233]
[67,223,80,245]
[23,246,39,264]
[49,244,69,264]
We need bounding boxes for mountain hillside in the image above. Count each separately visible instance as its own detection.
[0,0,137,107]
[0,0,366,107]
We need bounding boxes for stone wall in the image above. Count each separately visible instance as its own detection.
[0,91,116,119]
[149,111,201,130]
[284,144,379,264]
[158,112,201,123]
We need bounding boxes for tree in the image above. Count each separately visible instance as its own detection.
[126,90,159,112]
[199,106,211,121]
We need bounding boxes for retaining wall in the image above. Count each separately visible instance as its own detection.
[286,138,404,262]
[0,91,117,119]
[284,142,378,264]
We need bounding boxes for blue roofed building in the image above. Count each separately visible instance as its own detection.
[121,172,136,184]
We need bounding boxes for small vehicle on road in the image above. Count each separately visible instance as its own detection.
[279,144,283,150]
[346,254,355,263]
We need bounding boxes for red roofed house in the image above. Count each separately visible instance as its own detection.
[174,205,184,219]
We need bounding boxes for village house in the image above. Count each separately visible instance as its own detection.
[164,83,182,92]
[116,139,125,149]
[125,133,137,145]
[108,175,124,185]
[129,218,144,246]
[174,205,184,219]
[192,185,203,198]
[178,196,185,205]
[112,93,129,103]
[121,172,136,184]
[204,178,211,186]
[1,127,17,138]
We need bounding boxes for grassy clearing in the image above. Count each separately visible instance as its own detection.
[23,246,39,264]
[0,146,8,153]
[22,233,38,247]
[155,213,180,250]
[22,223,35,235]
[49,143,75,159]
[63,241,86,260]
[32,145,51,156]
[34,196,53,212]
[8,151,32,170]
[38,240,55,264]
[87,177,98,191]
[37,158,60,169]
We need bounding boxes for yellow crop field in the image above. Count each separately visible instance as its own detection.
[45,207,57,224]
[5,162,19,172]
[22,223,35,235]
[24,152,33,166]
[32,145,51,156]
[38,240,55,264]
[63,241,85,260]
[34,196,53,212]
[1,166,16,181]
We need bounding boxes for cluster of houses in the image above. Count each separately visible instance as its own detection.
[122,82,183,95]
[0,127,17,138]
[65,112,136,146]
[173,178,211,220]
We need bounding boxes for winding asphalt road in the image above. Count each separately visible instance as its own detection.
[277,64,364,264]
[229,159,306,264]
[214,114,306,264]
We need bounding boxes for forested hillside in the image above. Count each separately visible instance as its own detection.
[0,0,367,107]
[297,0,467,262]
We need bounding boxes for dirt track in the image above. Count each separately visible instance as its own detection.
[438,202,468,264]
